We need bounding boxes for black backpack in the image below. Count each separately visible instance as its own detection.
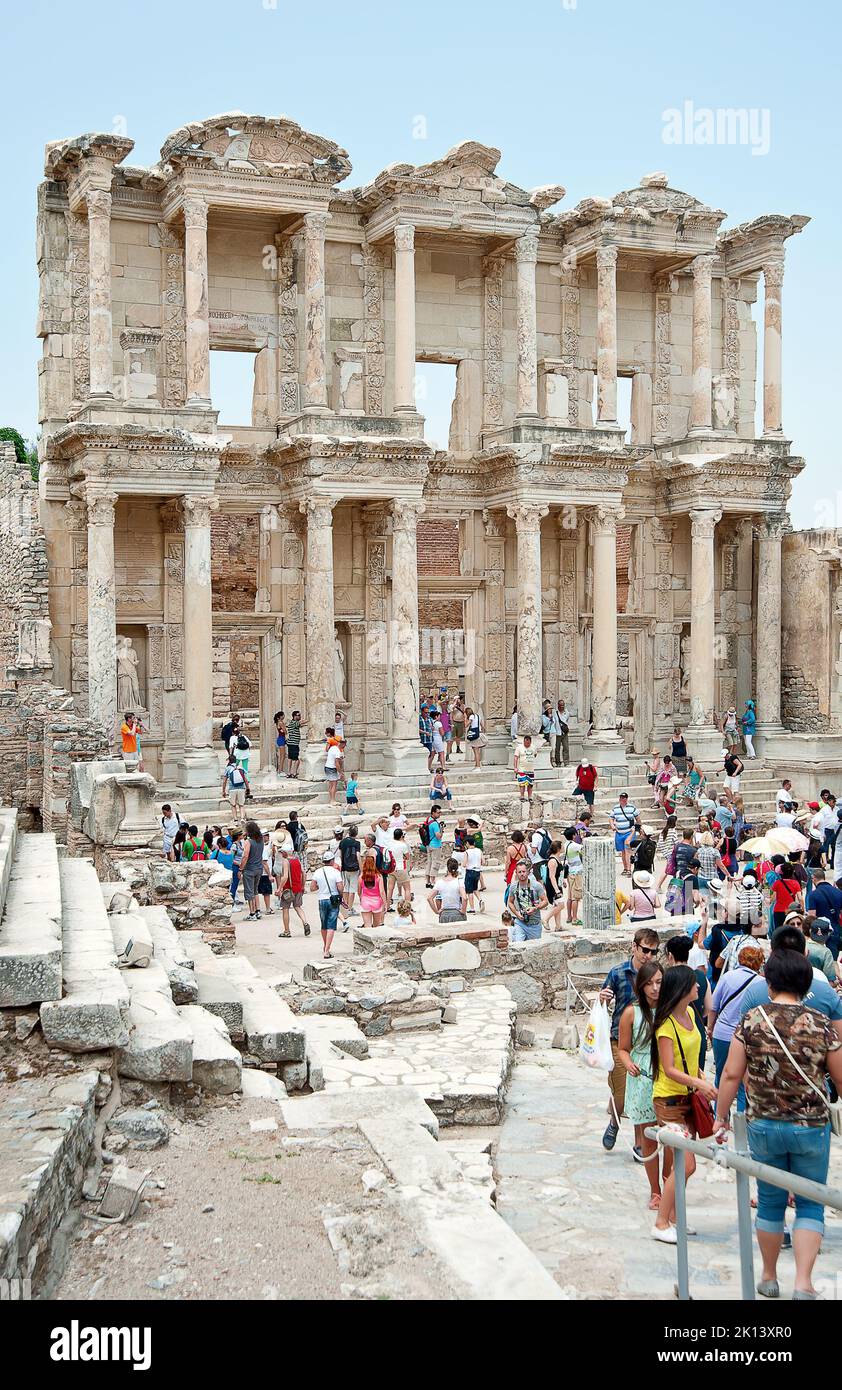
[237,733,250,751]
[419,818,432,848]
[537,829,552,861]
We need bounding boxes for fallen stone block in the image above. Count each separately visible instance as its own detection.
[107,1107,170,1150]
[389,1010,442,1031]
[115,961,193,1083]
[442,1005,458,1024]
[552,1023,580,1050]
[516,1026,536,1047]
[41,859,130,1053]
[420,940,481,975]
[239,979,306,1064]
[280,1060,308,1092]
[97,1164,150,1221]
[178,1004,242,1095]
[241,1069,287,1102]
[109,913,153,968]
[0,833,63,1007]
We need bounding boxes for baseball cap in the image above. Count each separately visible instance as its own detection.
[322,849,336,862]
[808,801,820,811]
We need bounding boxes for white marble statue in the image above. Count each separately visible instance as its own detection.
[333,627,347,704]
[116,634,142,711]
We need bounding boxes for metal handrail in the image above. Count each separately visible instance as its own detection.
[644,1116,842,1300]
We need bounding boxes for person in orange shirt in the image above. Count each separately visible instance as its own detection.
[121,712,142,770]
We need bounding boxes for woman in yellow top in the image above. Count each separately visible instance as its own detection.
[649,964,718,1245]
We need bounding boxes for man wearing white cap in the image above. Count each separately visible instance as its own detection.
[574,756,598,807]
[309,849,344,960]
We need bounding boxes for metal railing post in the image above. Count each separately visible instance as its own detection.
[673,1148,691,1300]
[733,1112,755,1301]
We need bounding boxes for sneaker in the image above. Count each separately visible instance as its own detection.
[303,926,311,937]
[602,1121,619,1151]
[652,1226,678,1245]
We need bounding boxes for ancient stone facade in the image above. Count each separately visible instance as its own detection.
[33,117,820,780]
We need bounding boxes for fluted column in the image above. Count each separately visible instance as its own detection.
[515,230,539,417]
[181,496,218,763]
[301,498,337,763]
[763,257,784,435]
[506,503,548,735]
[86,189,114,397]
[184,197,211,405]
[393,223,417,413]
[689,254,715,432]
[756,514,786,729]
[590,504,623,736]
[596,245,618,424]
[85,488,119,739]
[303,211,330,412]
[689,508,722,726]
[390,501,424,740]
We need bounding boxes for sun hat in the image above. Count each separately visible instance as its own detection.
[632,870,654,888]
[640,824,655,835]
[322,849,336,862]
[741,873,757,888]
[707,877,726,895]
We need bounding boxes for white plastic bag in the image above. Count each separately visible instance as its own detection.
[579,998,614,1071]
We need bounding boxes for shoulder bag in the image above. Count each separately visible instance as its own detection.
[670,1019,715,1138]
[756,1006,842,1137]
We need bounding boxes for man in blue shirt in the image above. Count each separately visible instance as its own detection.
[598,925,660,1150]
[738,925,842,1035]
[610,793,638,876]
[809,871,842,957]
[424,815,444,887]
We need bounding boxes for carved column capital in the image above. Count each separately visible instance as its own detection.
[763,256,785,290]
[689,507,723,540]
[83,488,119,527]
[506,502,549,532]
[182,494,219,529]
[304,210,330,237]
[588,503,625,536]
[183,196,208,231]
[596,244,618,273]
[482,507,504,538]
[756,512,788,542]
[85,188,112,220]
[690,253,716,285]
[514,229,539,264]
[394,222,416,254]
[391,499,425,534]
[300,496,337,529]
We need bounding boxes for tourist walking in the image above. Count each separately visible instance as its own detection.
[277,849,310,938]
[573,756,597,807]
[562,828,584,927]
[709,944,765,1109]
[671,727,688,774]
[721,706,740,752]
[239,820,265,921]
[722,747,744,795]
[610,792,638,876]
[310,850,344,959]
[421,811,444,887]
[506,860,547,941]
[386,828,412,911]
[358,848,386,928]
[428,857,468,924]
[274,710,287,774]
[651,965,718,1244]
[514,734,537,808]
[338,824,361,921]
[160,803,180,860]
[550,700,570,767]
[503,829,528,903]
[629,870,660,922]
[536,837,564,931]
[465,707,486,767]
[741,699,757,758]
[285,711,302,779]
[598,926,661,1149]
[323,731,343,804]
[714,949,842,1299]
[220,713,239,756]
[617,959,664,1210]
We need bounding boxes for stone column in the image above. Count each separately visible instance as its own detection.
[300,497,337,777]
[183,197,211,406]
[85,489,119,741]
[86,190,115,397]
[383,501,429,775]
[756,514,786,730]
[302,211,330,413]
[514,230,539,418]
[688,508,722,727]
[763,257,784,435]
[393,223,417,414]
[588,505,625,754]
[506,503,548,735]
[179,495,219,786]
[689,254,715,433]
[596,245,618,424]
[582,835,615,932]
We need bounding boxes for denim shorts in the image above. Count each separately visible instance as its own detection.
[318,899,340,933]
[748,1117,831,1234]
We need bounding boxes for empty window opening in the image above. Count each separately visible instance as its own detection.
[415,361,457,450]
[209,349,257,426]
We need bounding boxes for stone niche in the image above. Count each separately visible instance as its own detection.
[119,329,161,402]
[331,349,365,414]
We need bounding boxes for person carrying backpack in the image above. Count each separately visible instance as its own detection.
[230,729,252,778]
[221,754,250,821]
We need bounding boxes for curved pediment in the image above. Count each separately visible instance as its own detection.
[357,140,536,211]
[159,113,351,184]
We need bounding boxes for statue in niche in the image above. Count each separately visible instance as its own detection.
[117,634,142,711]
[333,627,347,704]
[679,633,691,702]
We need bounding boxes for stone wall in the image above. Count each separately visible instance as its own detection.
[211,513,259,611]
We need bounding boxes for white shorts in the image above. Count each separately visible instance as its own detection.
[723,775,741,792]
[228,786,246,806]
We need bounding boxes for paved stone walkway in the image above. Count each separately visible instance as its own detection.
[495,1028,842,1300]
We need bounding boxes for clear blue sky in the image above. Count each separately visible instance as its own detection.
[2,0,837,528]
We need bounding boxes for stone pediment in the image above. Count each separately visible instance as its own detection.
[45,132,134,182]
[554,174,725,235]
[355,140,534,212]
[159,113,351,184]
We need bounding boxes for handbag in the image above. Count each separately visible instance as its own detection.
[757,1006,842,1137]
[670,1019,716,1139]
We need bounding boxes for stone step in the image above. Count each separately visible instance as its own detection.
[177,1003,242,1094]
[114,959,193,1083]
[0,831,63,1007]
[133,905,199,1004]
[108,911,153,968]
[40,859,130,1053]
[299,1013,370,1093]
[180,936,305,1064]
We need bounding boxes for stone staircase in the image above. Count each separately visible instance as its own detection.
[588,757,780,833]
